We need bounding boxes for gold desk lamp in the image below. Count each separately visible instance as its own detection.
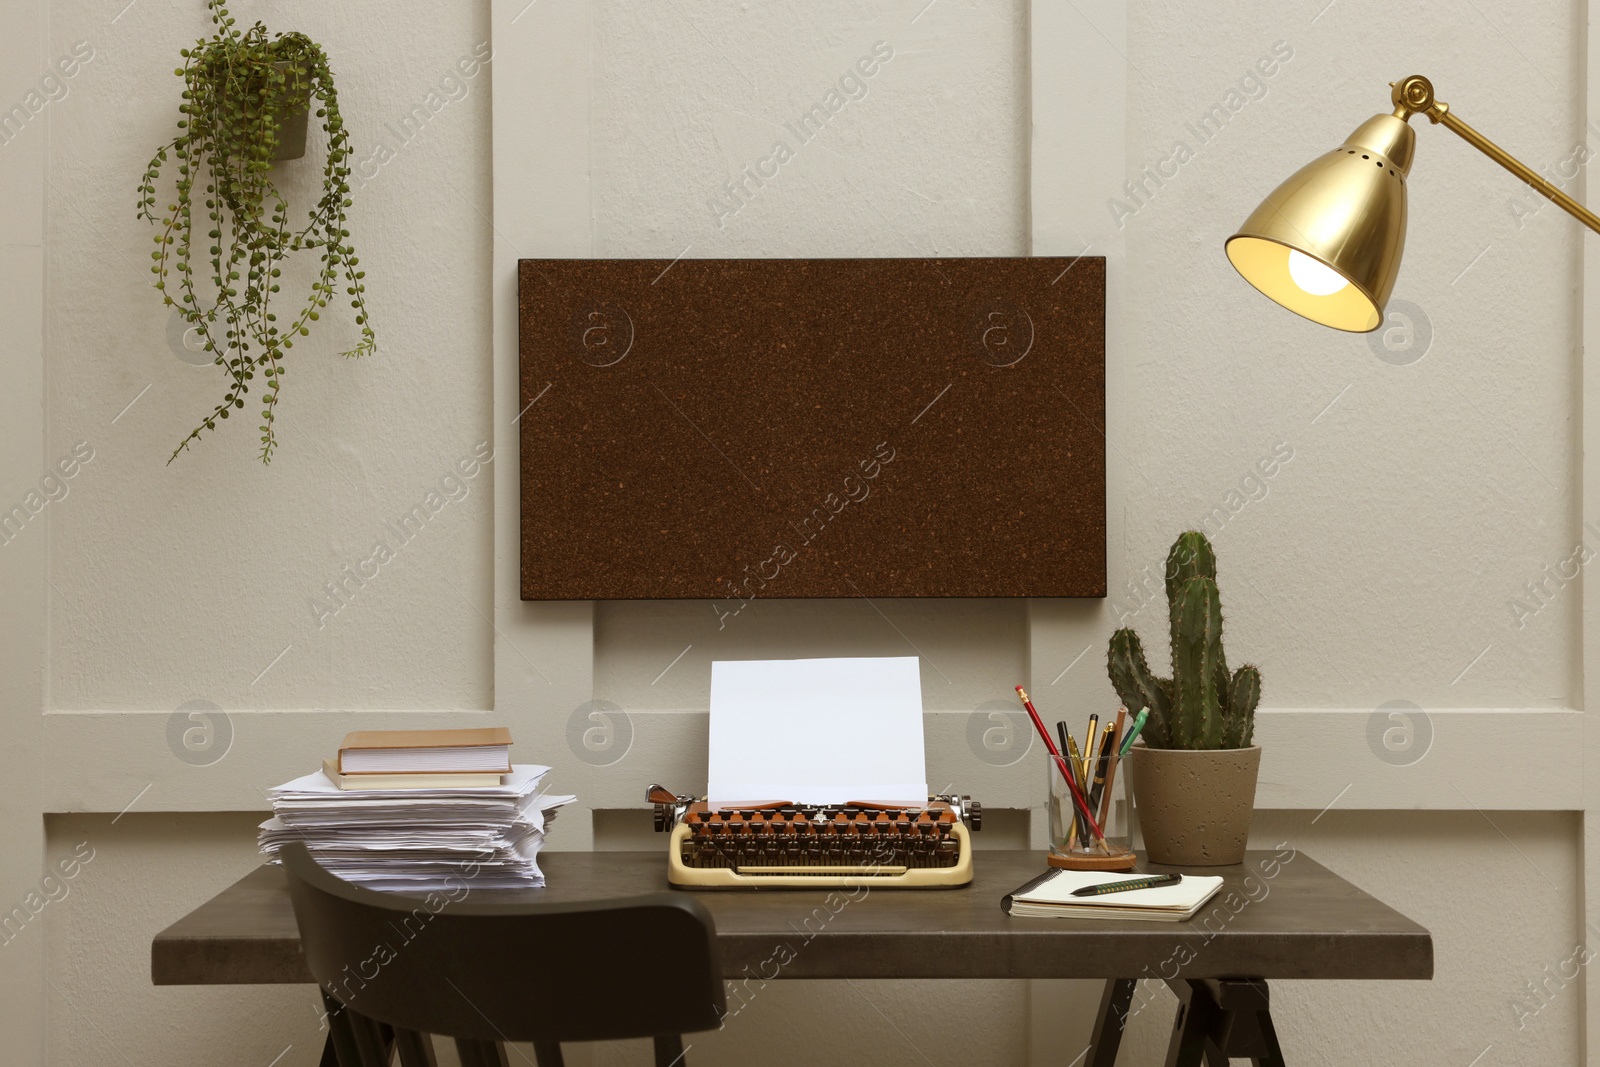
[1226,74,1600,332]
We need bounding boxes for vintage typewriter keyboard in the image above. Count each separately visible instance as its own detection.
[678,806,962,870]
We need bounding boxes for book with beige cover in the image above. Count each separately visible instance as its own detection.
[337,727,512,774]
[320,759,505,791]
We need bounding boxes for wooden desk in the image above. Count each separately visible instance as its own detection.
[152,849,1431,1066]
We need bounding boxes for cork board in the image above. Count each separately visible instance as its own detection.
[517,257,1105,600]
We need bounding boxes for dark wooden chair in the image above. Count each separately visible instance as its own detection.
[280,842,725,1067]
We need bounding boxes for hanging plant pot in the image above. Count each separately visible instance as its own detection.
[137,0,375,465]
[269,60,311,160]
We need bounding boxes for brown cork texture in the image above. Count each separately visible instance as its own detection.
[517,257,1105,601]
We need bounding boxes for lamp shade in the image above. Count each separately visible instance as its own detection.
[1226,114,1415,332]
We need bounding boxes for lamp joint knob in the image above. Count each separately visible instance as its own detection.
[1390,75,1445,123]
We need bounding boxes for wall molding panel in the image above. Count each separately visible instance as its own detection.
[7,0,1597,1064]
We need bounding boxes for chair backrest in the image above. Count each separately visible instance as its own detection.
[281,843,726,1044]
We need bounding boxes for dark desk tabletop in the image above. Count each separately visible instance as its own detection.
[151,849,1431,986]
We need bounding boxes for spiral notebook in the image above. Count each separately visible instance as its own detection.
[1002,868,1224,921]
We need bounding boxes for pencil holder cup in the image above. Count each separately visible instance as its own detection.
[1046,756,1138,871]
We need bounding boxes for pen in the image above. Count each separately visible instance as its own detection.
[1088,726,1116,811]
[1059,725,1091,841]
[1065,733,1086,786]
[1118,707,1151,757]
[1054,721,1090,841]
[1063,734,1094,840]
[1070,873,1183,897]
[1015,686,1105,841]
[1084,714,1099,786]
[1055,720,1087,843]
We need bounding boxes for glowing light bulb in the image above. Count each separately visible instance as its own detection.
[1287,249,1348,296]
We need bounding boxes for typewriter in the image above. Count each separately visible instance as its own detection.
[648,784,981,889]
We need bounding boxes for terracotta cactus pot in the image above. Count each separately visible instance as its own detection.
[1129,742,1261,866]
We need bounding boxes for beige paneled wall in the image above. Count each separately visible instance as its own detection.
[17,0,1592,1064]
[1120,0,1581,711]
[44,0,495,714]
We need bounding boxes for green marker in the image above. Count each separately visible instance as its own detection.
[1118,706,1150,757]
[1070,873,1182,897]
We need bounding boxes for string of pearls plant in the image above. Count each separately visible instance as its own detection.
[137,0,374,464]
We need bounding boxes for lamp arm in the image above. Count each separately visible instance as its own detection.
[1435,108,1600,235]
[1391,74,1600,236]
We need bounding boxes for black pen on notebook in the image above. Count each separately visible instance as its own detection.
[1070,874,1183,897]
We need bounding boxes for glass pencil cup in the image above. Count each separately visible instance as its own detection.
[1046,751,1137,871]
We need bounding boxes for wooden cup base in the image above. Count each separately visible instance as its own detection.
[1046,847,1139,872]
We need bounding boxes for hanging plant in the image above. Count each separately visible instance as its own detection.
[137,0,375,464]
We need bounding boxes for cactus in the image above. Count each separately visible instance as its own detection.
[1170,576,1225,748]
[1165,530,1216,616]
[1106,628,1173,748]
[1225,665,1261,748]
[1106,530,1261,751]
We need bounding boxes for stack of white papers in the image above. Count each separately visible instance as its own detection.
[259,765,575,892]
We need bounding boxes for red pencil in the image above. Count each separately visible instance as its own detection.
[1016,685,1105,841]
